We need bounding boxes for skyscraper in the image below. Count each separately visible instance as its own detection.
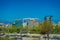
[23,18,40,28]
[13,19,23,27]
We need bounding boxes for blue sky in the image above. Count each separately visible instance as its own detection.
[0,0,60,23]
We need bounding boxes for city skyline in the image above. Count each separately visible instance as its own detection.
[0,17,60,24]
[0,0,60,23]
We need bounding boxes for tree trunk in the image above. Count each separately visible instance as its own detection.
[45,37,46,40]
[45,35,46,40]
[47,34,49,40]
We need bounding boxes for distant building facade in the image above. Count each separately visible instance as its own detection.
[0,23,5,27]
[6,24,12,28]
[23,18,40,28]
[58,21,60,27]
[13,19,23,27]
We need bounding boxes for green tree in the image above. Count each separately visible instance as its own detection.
[0,27,5,34]
[16,27,21,33]
[0,27,2,31]
[8,26,17,33]
[53,25,60,34]
[40,16,53,40]
[4,35,9,40]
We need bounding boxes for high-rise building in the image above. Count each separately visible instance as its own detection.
[13,19,23,27]
[6,24,12,28]
[23,18,30,27]
[23,18,40,28]
[44,16,53,24]
[58,21,60,27]
[0,22,5,27]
